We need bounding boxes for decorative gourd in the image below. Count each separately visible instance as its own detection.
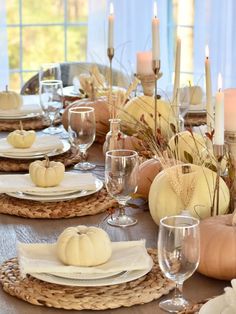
[62,96,110,143]
[198,213,236,280]
[0,86,23,110]
[56,225,112,266]
[168,130,206,164]
[7,121,36,148]
[149,163,229,225]
[29,156,65,187]
[123,135,144,152]
[137,159,163,198]
[118,95,177,139]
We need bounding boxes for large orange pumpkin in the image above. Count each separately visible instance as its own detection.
[198,214,236,280]
[62,97,110,143]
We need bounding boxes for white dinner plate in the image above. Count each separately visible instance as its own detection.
[0,140,70,160]
[6,178,103,202]
[50,270,123,280]
[199,294,226,314]
[30,260,153,287]
[0,112,42,120]
[24,189,77,197]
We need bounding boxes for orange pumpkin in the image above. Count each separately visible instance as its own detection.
[137,159,163,199]
[198,214,236,280]
[62,97,110,143]
[123,136,144,152]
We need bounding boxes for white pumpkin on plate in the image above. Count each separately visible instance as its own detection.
[56,225,112,266]
[7,121,36,148]
[0,86,23,110]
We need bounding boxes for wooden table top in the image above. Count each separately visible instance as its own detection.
[0,141,228,314]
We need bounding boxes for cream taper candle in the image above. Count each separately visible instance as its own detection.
[172,37,181,104]
[214,73,224,145]
[108,3,114,49]
[152,2,160,61]
[205,45,214,131]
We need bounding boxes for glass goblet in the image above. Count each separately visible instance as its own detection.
[105,149,139,227]
[68,107,96,171]
[39,63,61,82]
[39,80,63,135]
[158,215,200,313]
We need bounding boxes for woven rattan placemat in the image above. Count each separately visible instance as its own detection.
[0,147,81,172]
[0,188,117,219]
[0,249,175,311]
[0,116,50,132]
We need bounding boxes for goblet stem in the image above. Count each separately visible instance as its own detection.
[173,282,184,301]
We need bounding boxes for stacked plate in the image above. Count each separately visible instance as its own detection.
[7,178,103,202]
[30,264,152,287]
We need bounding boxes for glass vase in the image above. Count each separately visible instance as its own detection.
[103,119,125,155]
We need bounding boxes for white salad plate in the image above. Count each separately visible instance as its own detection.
[0,140,70,160]
[199,294,226,314]
[30,260,153,287]
[6,178,103,202]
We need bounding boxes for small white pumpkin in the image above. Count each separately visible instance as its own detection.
[0,86,23,110]
[149,163,230,225]
[56,225,112,266]
[29,156,65,187]
[7,121,36,148]
[118,95,177,138]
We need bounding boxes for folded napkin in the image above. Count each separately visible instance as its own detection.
[0,95,42,116]
[222,279,236,313]
[0,172,96,193]
[0,135,63,155]
[18,240,152,277]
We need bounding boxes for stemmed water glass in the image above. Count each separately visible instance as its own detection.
[68,107,96,171]
[39,63,61,82]
[158,215,200,313]
[105,149,139,227]
[39,80,64,134]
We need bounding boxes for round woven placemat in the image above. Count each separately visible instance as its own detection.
[0,116,50,132]
[0,188,117,219]
[0,147,81,172]
[0,249,175,311]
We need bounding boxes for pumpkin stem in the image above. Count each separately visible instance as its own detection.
[45,155,50,168]
[19,120,23,132]
[232,210,236,226]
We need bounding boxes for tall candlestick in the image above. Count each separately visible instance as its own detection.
[172,37,181,105]
[214,73,224,145]
[152,2,160,61]
[205,45,214,131]
[108,2,114,49]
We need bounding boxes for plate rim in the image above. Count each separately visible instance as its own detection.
[6,178,103,202]
[0,139,70,160]
[0,112,42,120]
[29,261,153,287]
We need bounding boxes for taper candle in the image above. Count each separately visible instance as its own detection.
[108,3,114,49]
[214,73,224,145]
[172,37,181,104]
[152,2,160,61]
[205,45,214,131]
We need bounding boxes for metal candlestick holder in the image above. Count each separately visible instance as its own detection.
[225,131,236,201]
[212,144,225,216]
[107,47,115,118]
[152,59,161,137]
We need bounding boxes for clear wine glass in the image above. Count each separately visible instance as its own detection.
[158,215,200,313]
[68,107,96,171]
[39,80,64,135]
[105,149,139,227]
[39,63,61,82]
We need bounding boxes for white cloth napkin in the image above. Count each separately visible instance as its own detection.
[222,279,236,313]
[0,172,97,193]
[18,240,152,277]
[0,95,42,116]
[0,135,63,155]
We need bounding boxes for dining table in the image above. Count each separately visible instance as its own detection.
[0,132,229,314]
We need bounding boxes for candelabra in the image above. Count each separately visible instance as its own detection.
[152,59,161,136]
[107,47,115,118]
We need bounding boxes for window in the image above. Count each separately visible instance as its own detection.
[6,0,88,91]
